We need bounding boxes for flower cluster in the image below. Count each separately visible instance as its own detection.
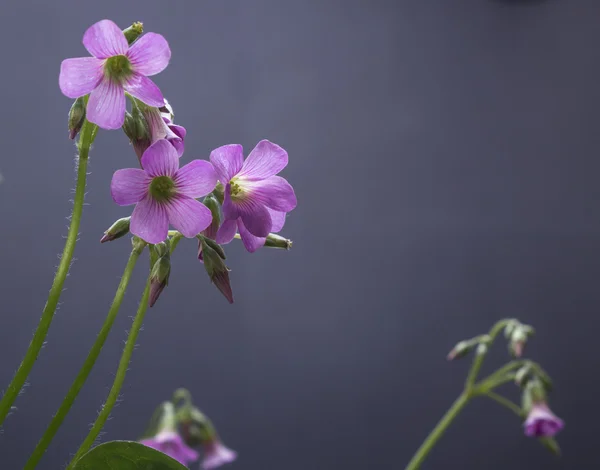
[140,390,236,469]
[61,19,297,305]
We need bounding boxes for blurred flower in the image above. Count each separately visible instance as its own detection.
[524,402,564,438]
[59,19,171,129]
[111,140,216,244]
[141,429,199,465]
[211,140,296,252]
[201,438,237,469]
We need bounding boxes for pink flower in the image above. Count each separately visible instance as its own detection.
[59,19,171,130]
[111,140,217,244]
[201,439,237,469]
[211,140,297,253]
[524,402,564,437]
[141,430,199,466]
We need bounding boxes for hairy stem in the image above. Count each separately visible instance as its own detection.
[67,277,152,468]
[0,119,97,426]
[24,242,145,469]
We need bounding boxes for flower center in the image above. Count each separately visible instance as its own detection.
[229,180,244,201]
[149,176,176,202]
[104,55,132,81]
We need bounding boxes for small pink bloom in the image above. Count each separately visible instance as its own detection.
[201,439,237,469]
[524,402,564,438]
[111,140,217,244]
[59,19,171,130]
[211,140,297,253]
[141,430,199,466]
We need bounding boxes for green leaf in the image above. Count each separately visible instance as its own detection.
[72,440,188,470]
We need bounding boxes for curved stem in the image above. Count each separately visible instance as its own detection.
[475,360,524,393]
[24,242,145,470]
[67,277,152,468]
[405,393,470,470]
[483,391,523,417]
[0,120,97,426]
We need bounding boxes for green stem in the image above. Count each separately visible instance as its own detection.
[67,277,152,468]
[24,242,145,470]
[0,119,97,426]
[405,393,470,470]
[483,391,523,417]
[475,360,524,392]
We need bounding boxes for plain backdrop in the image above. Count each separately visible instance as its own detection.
[0,0,598,468]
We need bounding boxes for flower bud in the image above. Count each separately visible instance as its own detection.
[202,240,233,304]
[100,217,131,243]
[202,194,221,240]
[123,21,144,45]
[522,379,564,438]
[515,364,533,387]
[264,233,293,250]
[509,324,534,358]
[447,340,473,361]
[68,96,86,140]
[123,104,151,162]
[149,242,171,307]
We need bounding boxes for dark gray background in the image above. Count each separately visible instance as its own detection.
[0,0,597,468]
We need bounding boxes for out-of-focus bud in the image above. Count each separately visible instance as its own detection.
[264,233,293,250]
[149,241,171,307]
[522,379,564,438]
[68,96,86,140]
[123,105,151,162]
[202,194,221,240]
[515,364,533,387]
[202,240,233,304]
[447,335,489,361]
[100,217,131,243]
[509,323,534,358]
[123,21,144,45]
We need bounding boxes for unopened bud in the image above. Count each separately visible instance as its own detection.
[447,340,473,361]
[149,242,171,307]
[123,105,151,161]
[123,21,144,45]
[202,240,233,303]
[68,96,86,140]
[515,364,533,387]
[202,195,221,240]
[522,378,547,413]
[100,217,131,243]
[509,324,534,358]
[264,233,293,250]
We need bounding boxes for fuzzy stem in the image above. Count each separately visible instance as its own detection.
[0,119,97,426]
[66,277,152,468]
[405,393,470,470]
[483,391,523,417]
[24,241,145,469]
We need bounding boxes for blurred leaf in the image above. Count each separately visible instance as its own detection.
[72,440,188,470]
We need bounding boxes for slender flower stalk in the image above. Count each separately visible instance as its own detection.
[24,240,146,470]
[0,118,97,427]
[67,277,152,468]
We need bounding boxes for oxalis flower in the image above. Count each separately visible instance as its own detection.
[59,19,171,130]
[111,139,217,244]
[524,402,564,438]
[201,439,237,469]
[141,430,199,466]
[211,140,297,253]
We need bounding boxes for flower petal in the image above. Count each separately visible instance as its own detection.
[111,168,149,205]
[141,140,179,177]
[240,202,271,237]
[123,73,164,107]
[268,208,286,233]
[59,57,103,98]
[167,122,186,157]
[83,19,128,59]
[244,176,297,212]
[130,195,169,244]
[221,184,241,220]
[215,219,238,245]
[166,195,213,238]
[127,32,171,76]
[174,160,217,198]
[87,77,126,130]
[209,144,244,183]
[238,219,266,253]
[238,139,288,180]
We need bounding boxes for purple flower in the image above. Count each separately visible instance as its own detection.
[143,105,186,157]
[141,430,199,466]
[111,139,217,244]
[211,140,297,253]
[59,19,171,130]
[524,403,564,438]
[201,439,237,469]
